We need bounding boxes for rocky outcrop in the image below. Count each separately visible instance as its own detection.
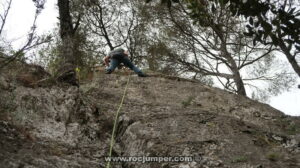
[0,70,299,168]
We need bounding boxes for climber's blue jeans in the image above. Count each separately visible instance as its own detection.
[106,56,143,75]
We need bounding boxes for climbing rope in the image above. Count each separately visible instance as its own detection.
[106,75,130,168]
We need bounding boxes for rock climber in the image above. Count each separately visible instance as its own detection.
[103,48,147,77]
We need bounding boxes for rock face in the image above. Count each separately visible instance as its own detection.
[0,70,300,168]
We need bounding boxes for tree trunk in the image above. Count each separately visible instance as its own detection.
[277,39,300,78]
[285,51,300,78]
[57,0,78,86]
[222,44,247,96]
[225,53,247,96]
[215,25,247,96]
[232,69,247,96]
[258,15,300,78]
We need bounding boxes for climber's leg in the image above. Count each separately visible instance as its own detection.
[105,58,120,74]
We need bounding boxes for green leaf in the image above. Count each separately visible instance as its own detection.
[262,22,272,33]
[270,34,279,46]
[289,7,296,14]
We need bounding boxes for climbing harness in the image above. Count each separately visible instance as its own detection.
[106,75,130,168]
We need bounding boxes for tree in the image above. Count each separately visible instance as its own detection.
[81,0,145,64]
[147,0,300,78]
[0,0,12,36]
[158,1,295,98]
[0,0,50,69]
[81,0,164,69]
[128,1,183,74]
[73,0,182,74]
[56,0,81,85]
[83,0,136,51]
[222,0,300,78]
[40,0,149,79]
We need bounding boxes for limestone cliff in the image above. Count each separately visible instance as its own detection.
[0,65,299,168]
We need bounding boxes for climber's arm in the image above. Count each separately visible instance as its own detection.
[103,56,110,67]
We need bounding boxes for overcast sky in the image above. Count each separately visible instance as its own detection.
[2,0,300,116]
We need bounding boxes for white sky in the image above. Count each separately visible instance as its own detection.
[2,0,57,48]
[270,85,300,116]
[1,0,300,116]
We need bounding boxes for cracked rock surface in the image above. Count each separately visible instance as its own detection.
[0,70,300,168]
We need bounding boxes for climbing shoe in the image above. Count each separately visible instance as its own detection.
[105,69,112,74]
[138,73,148,77]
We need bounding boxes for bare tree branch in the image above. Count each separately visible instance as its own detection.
[0,0,12,36]
[0,0,47,69]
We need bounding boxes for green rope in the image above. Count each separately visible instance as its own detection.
[106,76,130,168]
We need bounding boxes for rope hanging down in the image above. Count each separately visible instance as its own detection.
[106,76,130,168]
